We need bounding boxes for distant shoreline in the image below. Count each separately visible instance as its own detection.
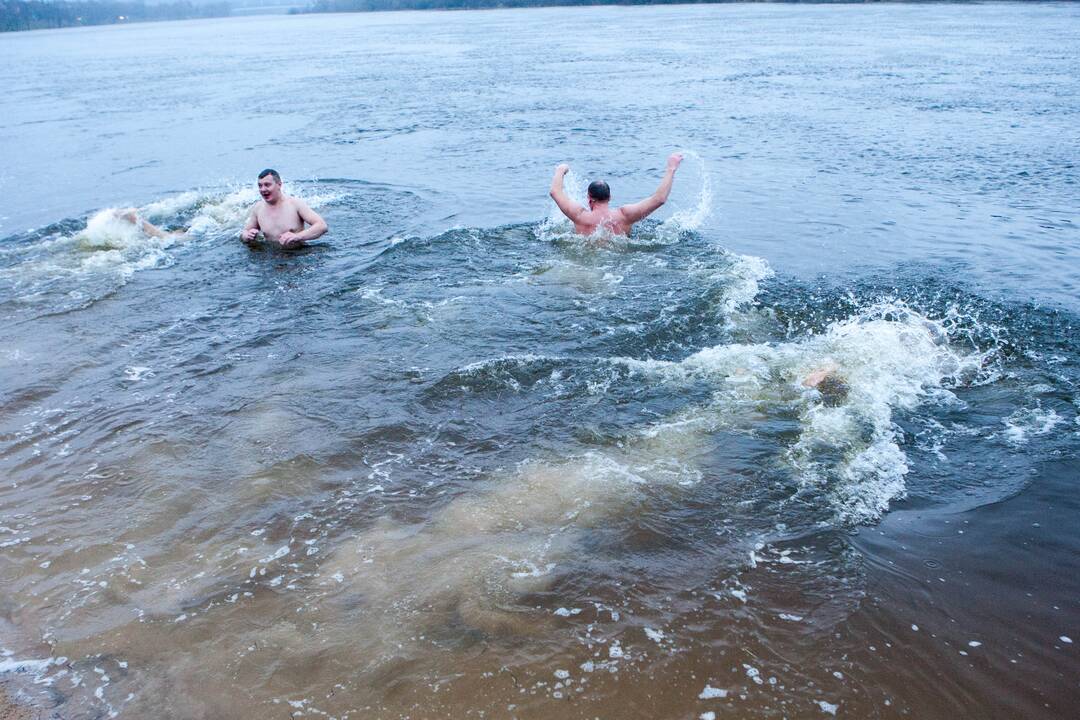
[0,1,231,33]
[292,0,981,17]
[0,1,992,34]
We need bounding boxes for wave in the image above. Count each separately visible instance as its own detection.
[0,183,342,316]
[621,300,996,524]
[424,292,992,530]
[320,449,698,638]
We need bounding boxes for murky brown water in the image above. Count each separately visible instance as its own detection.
[1,5,1079,719]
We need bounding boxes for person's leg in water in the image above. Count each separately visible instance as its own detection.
[116,208,185,239]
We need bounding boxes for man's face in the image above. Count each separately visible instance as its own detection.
[258,175,281,202]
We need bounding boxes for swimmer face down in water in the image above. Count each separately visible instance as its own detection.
[549,153,683,237]
[241,169,328,249]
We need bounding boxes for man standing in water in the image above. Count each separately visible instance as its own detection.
[241,169,328,249]
[549,153,684,236]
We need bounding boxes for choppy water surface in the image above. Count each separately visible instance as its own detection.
[1,5,1079,719]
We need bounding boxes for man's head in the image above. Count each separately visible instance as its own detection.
[257,169,282,203]
[587,180,611,207]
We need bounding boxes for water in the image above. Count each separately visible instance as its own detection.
[1,4,1078,718]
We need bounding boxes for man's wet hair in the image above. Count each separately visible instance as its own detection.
[587,180,611,203]
[817,375,850,408]
[258,168,281,183]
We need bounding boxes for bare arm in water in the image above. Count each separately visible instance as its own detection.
[618,153,684,224]
[277,200,328,248]
[241,206,261,243]
[549,164,587,224]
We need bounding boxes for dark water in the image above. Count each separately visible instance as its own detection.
[1,5,1078,719]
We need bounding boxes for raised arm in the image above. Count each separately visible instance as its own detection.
[279,201,328,248]
[241,205,261,242]
[549,163,586,223]
[619,153,683,224]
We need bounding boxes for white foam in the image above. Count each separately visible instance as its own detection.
[623,300,991,524]
[123,366,154,382]
[0,657,54,675]
[4,208,182,297]
[141,190,202,219]
[260,545,290,564]
[699,685,728,699]
[716,252,773,316]
[1003,407,1062,446]
[0,196,192,308]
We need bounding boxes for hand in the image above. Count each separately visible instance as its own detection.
[555,163,570,176]
[278,231,302,248]
[242,227,260,242]
[667,153,684,170]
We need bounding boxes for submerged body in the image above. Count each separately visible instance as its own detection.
[242,169,328,248]
[549,153,683,237]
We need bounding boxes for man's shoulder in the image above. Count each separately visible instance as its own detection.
[581,208,608,221]
[275,194,305,212]
[286,194,312,210]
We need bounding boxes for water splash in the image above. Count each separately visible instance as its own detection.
[537,152,713,247]
[621,299,995,524]
[0,183,343,315]
[659,149,713,237]
[536,167,588,242]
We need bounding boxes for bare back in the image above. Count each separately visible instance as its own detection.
[549,154,683,240]
[568,206,634,237]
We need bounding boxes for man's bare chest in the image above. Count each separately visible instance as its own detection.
[258,203,302,231]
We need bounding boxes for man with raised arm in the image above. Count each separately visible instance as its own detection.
[241,169,328,249]
[549,153,684,237]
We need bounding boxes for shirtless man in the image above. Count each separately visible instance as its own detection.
[549,153,683,236]
[241,169,328,249]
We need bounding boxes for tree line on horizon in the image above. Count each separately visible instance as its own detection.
[0,0,230,32]
[1,0,924,33]
[299,0,707,11]
[296,0,896,11]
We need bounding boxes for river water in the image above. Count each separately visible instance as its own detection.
[0,4,1078,719]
